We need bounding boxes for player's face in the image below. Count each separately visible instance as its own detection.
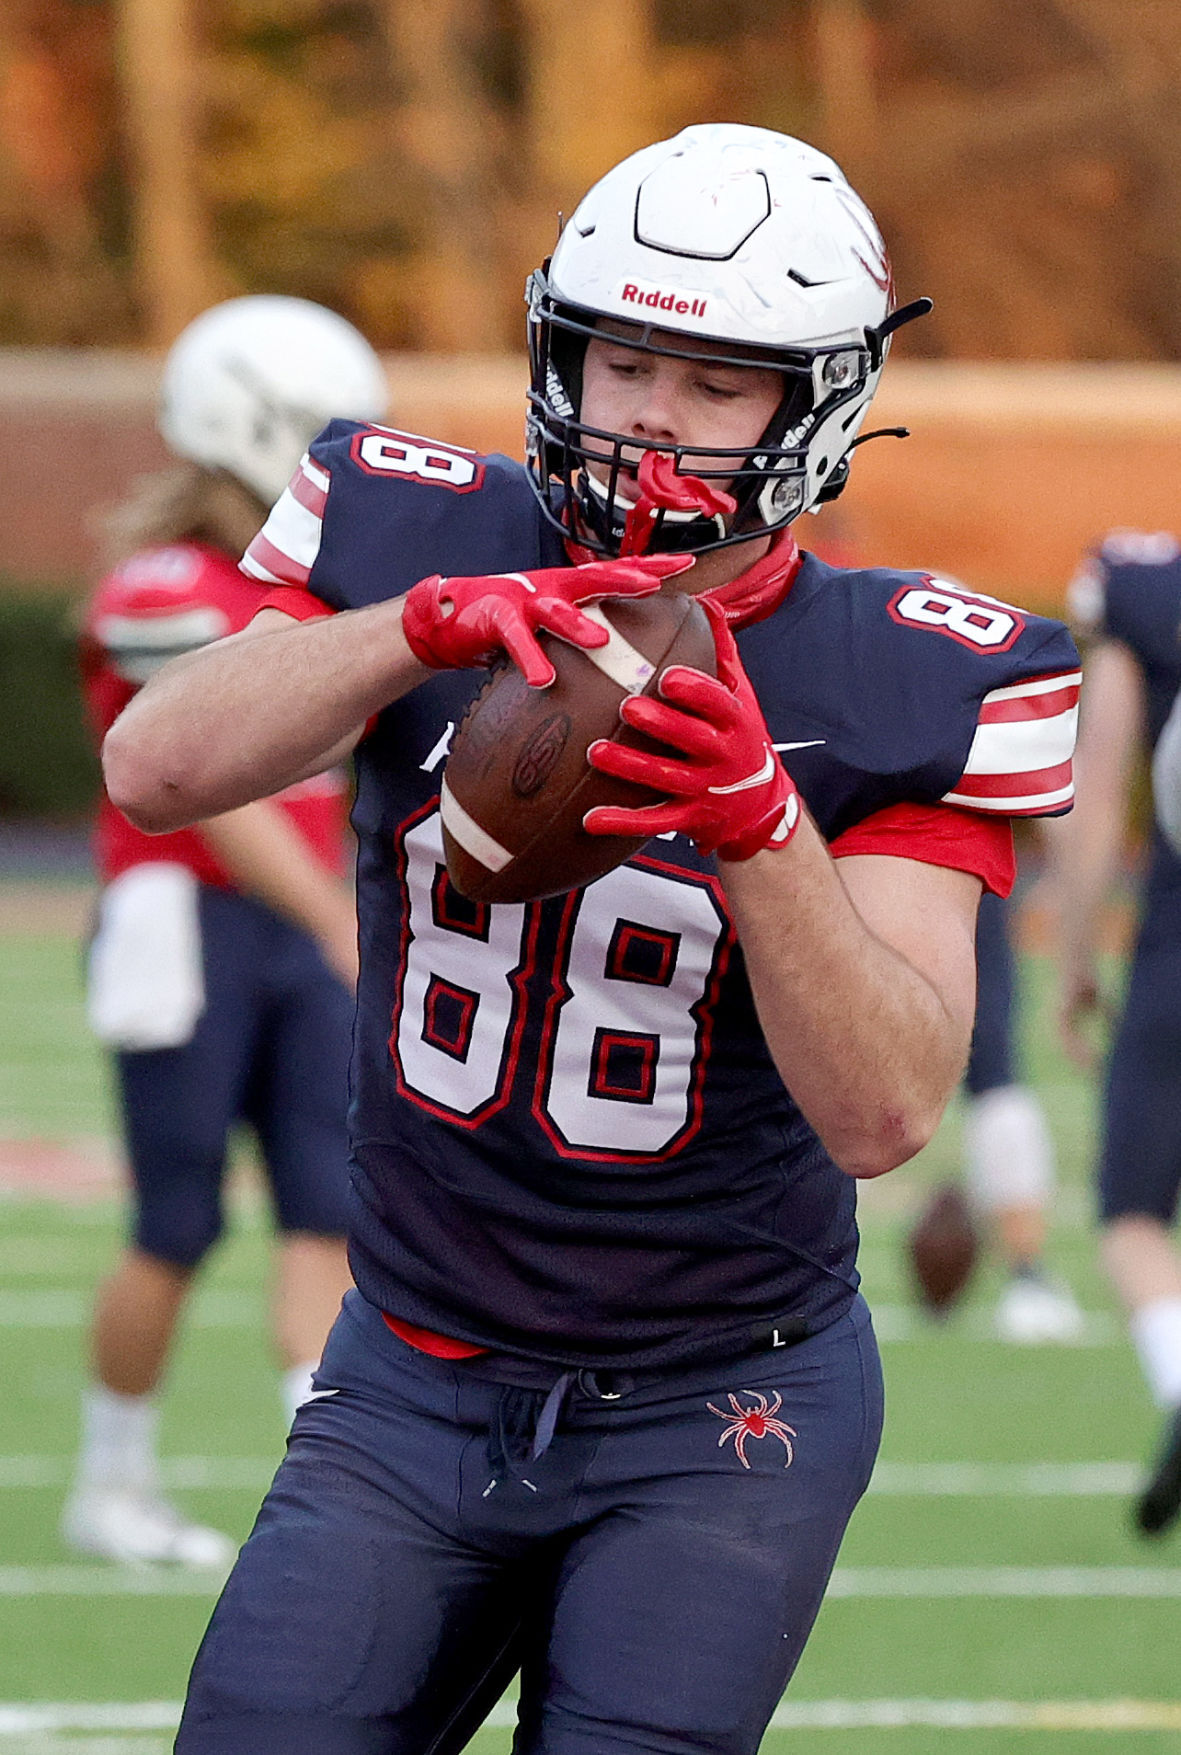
[580,323,784,492]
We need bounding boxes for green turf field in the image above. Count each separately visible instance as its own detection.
[1,896,1178,1753]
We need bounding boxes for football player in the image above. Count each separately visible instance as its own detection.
[908,883,1084,1341]
[1152,677,1181,858]
[65,297,387,1566]
[1048,531,1181,1537]
[104,127,1080,1749]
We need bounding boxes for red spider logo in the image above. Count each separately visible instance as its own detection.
[706,1391,796,1470]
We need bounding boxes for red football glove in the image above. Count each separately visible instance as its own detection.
[584,600,802,861]
[401,554,693,689]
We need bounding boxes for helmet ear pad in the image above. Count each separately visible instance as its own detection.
[547,309,588,422]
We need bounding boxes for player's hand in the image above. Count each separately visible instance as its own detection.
[584,600,802,860]
[1057,958,1111,1070]
[401,555,694,689]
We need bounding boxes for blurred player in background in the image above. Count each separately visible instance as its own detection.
[1152,674,1181,857]
[106,127,1078,1751]
[63,297,387,1566]
[909,883,1083,1341]
[1049,529,1181,1537]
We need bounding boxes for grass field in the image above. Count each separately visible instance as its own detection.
[1,889,1179,1753]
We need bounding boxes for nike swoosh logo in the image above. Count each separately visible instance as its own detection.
[773,740,826,752]
[303,1387,341,1401]
[709,750,778,796]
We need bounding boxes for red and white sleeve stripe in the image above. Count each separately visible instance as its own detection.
[239,452,329,588]
[941,669,1081,816]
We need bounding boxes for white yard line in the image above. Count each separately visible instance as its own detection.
[0,1569,228,1596]
[0,1291,258,1328]
[0,1457,278,1489]
[0,1707,179,1734]
[0,1291,1121,1342]
[867,1460,1142,1495]
[3,1564,1181,1599]
[868,1303,1118,1344]
[4,1699,1181,1736]
[826,1567,1181,1598]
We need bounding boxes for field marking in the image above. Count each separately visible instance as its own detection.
[869,1303,1118,1345]
[867,1461,1142,1495]
[0,1290,259,1328]
[0,1743,172,1754]
[4,1699,1181,1735]
[826,1567,1181,1598]
[0,1568,228,1596]
[0,1456,1143,1495]
[0,1456,278,1489]
[0,1707,179,1733]
[3,1564,1181,1600]
[764,1699,1181,1730]
[0,1290,1124,1344]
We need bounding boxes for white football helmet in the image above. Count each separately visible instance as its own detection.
[526,123,929,554]
[159,296,388,506]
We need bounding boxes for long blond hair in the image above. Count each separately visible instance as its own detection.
[98,464,267,572]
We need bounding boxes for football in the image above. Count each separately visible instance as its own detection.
[906,1182,981,1317]
[440,591,716,903]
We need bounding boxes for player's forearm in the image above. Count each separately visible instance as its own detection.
[720,825,971,1179]
[197,800,353,944]
[104,598,428,831]
[1049,637,1143,966]
[1046,791,1125,973]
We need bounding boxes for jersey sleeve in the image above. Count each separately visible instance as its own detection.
[940,658,1080,818]
[240,445,336,618]
[830,801,1015,897]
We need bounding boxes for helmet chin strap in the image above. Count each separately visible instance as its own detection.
[618,451,737,556]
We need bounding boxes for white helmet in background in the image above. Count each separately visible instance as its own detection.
[159,295,388,507]
[526,122,929,554]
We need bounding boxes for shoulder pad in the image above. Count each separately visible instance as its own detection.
[836,566,1080,818]
[244,420,550,611]
[1098,528,1181,568]
[88,543,243,682]
[872,571,1080,817]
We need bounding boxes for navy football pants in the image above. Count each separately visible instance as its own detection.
[117,886,353,1266]
[1099,905,1181,1224]
[176,1289,883,1754]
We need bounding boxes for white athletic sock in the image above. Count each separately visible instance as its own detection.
[75,1383,160,1493]
[963,1085,1055,1212]
[1130,1298,1181,1409]
[281,1362,320,1428]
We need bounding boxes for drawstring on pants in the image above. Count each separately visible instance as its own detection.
[485,1368,628,1489]
[487,1373,574,1484]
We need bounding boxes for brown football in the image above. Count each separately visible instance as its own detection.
[906,1182,981,1317]
[441,591,716,904]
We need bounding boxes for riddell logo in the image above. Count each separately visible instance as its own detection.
[619,282,708,318]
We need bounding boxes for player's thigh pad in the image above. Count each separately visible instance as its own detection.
[515,1300,883,1755]
[1099,933,1181,1224]
[175,1295,530,1754]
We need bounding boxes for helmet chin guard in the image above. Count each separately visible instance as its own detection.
[524,123,929,558]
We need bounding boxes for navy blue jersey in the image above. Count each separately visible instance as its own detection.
[242,423,1080,1370]
[1067,529,1181,914]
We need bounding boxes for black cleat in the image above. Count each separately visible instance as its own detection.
[1135,1404,1181,1537]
